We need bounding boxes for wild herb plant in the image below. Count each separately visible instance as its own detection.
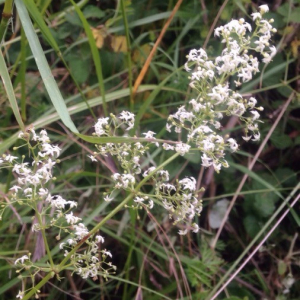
[0,1,299,300]
[0,4,282,299]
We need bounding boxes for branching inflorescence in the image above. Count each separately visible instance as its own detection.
[1,129,115,298]
[167,4,276,172]
[3,4,277,299]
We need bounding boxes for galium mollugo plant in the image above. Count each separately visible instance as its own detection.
[2,4,276,299]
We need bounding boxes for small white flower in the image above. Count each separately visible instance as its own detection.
[32,224,40,232]
[94,117,109,136]
[259,4,269,14]
[251,12,262,21]
[143,167,156,178]
[10,185,21,193]
[50,195,67,209]
[67,238,76,245]
[24,188,32,196]
[74,223,89,239]
[95,235,104,243]
[213,162,222,172]
[67,201,77,208]
[16,290,24,299]
[242,135,252,141]
[179,177,197,191]
[104,195,114,202]
[262,45,276,64]
[175,142,191,156]
[248,97,257,108]
[4,155,18,163]
[227,138,238,152]
[102,249,112,258]
[178,229,188,235]
[250,110,260,120]
[192,223,199,233]
[119,111,135,130]
[148,199,154,209]
[143,131,159,146]
[143,131,156,139]
[15,255,29,265]
[252,132,261,141]
[134,196,144,203]
[38,188,48,197]
[65,212,81,225]
[88,155,97,162]
[201,154,213,168]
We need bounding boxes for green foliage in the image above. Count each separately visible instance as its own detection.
[0,0,299,299]
[186,241,223,289]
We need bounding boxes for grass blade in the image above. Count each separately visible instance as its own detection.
[0,49,25,131]
[15,0,78,133]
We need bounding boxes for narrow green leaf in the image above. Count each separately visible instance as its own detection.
[230,162,284,200]
[15,0,78,133]
[69,0,107,115]
[0,50,25,131]
[76,133,155,144]
[0,85,158,154]
[22,0,60,52]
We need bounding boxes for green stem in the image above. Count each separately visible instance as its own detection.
[120,0,134,111]
[20,27,27,121]
[34,202,54,268]
[22,272,53,300]
[68,0,106,117]
[0,0,14,44]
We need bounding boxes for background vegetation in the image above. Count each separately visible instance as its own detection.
[0,0,299,299]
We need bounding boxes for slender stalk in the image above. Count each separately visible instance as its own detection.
[120,0,133,111]
[20,27,27,121]
[0,0,14,43]
[132,0,183,96]
[207,181,300,300]
[21,272,53,300]
[36,210,55,267]
[210,186,300,300]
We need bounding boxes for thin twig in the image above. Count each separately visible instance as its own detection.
[211,192,300,300]
[132,0,183,96]
[203,0,230,49]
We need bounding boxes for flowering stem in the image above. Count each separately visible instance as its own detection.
[34,203,54,268]
[59,152,180,268]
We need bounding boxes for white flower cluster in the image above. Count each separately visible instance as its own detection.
[61,234,116,280]
[91,112,156,175]
[91,112,158,210]
[145,169,203,234]
[2,129,62,214]
[2,129,114,282]
[93,111,135,138]
[166,5,276,172]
